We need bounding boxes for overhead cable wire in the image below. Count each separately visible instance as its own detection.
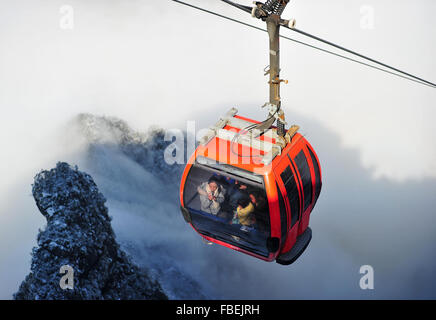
[171,0,436,89]
[285,26,436,88]
[220,0,252,13]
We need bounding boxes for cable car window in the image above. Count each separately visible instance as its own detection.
[183,164,271,257]
[307,146,322,206]
[196,156,264,184]
[280,166,300,228]
[276,183,288,242]
[293,151,313,211]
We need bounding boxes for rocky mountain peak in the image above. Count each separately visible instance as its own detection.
[14,162,167,300]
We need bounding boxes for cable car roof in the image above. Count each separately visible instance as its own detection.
[196,108,300,174]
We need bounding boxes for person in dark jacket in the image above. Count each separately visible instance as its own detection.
[227,181,249,210]
[249,191,268,232]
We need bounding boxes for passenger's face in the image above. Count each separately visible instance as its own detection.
[209,182,218,192]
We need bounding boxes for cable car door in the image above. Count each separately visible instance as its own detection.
[273,155,302,253]
[291,147,316,234]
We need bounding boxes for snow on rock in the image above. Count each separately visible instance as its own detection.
[14,162,167,300]
[76,113,182,183]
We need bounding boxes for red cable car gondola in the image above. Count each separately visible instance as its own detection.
[178,0,323,264]
[174,0,436,264]
[180,108,322,264]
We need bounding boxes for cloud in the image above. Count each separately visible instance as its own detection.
[0,0,435,299]
[57,113,436,299]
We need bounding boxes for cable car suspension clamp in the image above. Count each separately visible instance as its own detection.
[251,2,268,20]
[285,125,300,143]
[262,102,288,127]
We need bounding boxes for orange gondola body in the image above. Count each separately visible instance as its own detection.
[180,109,322,264]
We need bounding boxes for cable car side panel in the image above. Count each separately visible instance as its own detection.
[299,142,323,233]
[306,142,323,209]
[271,133,318,256]
[290,149,312,235]
[273,156,300,254]
[263,171,284,258]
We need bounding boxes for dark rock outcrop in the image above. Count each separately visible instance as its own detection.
[14,162,167,300]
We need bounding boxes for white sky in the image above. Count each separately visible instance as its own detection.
[0,0,435,189]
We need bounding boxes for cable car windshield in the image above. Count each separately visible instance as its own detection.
[183,161,271,257]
